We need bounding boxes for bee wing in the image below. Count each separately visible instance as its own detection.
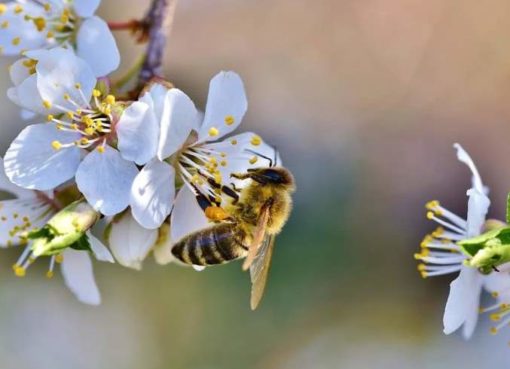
[242,205,270,271]
[249,234,276,310]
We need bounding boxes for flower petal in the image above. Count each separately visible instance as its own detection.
[197,71,248,142]
[7,74,46,115]
[74,0,100,17]
[443,266,482,339]
[77,16,120,77]
[0,157,34,199]
[170,186,209,243]
[130,159,175,229]
[466,188,490,238]
[4,123,82,190]
[140,82,169,122]
[86,230,114,263]
[454,143,484,194]
[152,222,175,265]
[76,146,138,216]
[158,88,199,160]
[107,211,158,270]
[61,249,101,305]
[117,101,158,165]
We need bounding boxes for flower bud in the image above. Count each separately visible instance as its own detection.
[29,200,100,257]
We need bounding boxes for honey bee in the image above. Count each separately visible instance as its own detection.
[171,153,295,310]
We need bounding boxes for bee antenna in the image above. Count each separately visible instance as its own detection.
[244,149,273,167]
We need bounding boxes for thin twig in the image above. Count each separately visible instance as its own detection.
[138,0,178,87]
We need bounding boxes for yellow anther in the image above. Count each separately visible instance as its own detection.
[46,114,54,122]
[425,200,440,210]
[103,107,111,115]
[492,291,500,298]
[42,100,52,109]
[51,141,62,150]
[224,115,235,126]
[104,95,115,105]
[63,93,70,100]
[432,227,444,237]
[82,116,93,125]
[14,266,26,277]
[79,138,89,145]
[250,135,262,146]
[479,307,486,314]
[12,37,21,46]
[214,173,222,185]
[46,270,54,279]
[74,83,81,89]
[490,327,498,335]
[44,3,51,12]
[14,5,23,14]
[249,156,258,165]
[97,146,105,153]
[230,139,237,145]
[55,254,64,263]
[426,211,434,220]
[70,123,78,130]
[490,313,501,322]
[66,111,74,119]
[220,160,227,167]
[56,123,64,130]
[22,59,36,68]
[208,127,219,137]
[1,21,8,29]
[84,127,95,135]
[33,17,46,31]
[220,152,227,158]
[60,13,69,23]
[46,31,54,39]
[0,4,6,14]
[92,89,102,97]
[417,263,426,271]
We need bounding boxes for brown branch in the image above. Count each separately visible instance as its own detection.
[138,0,178,87]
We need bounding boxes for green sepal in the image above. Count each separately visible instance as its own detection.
[70,234,91,252]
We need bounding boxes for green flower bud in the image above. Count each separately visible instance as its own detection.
[28,200,100,257]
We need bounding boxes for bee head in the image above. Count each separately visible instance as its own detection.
[246,167,294,187]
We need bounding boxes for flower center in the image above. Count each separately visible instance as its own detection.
[48,88,116,153]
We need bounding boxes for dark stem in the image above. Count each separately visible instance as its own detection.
[138,0,178,87]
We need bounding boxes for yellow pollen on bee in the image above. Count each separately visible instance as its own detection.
[42,100,52,109]
[249,156,258,165]
[104,95,115,105]
[46,270,54,279]
[1,21,8,29]
[0,4,6,14]
[12,37,21,46]
[55,254,63,263]
[97,146,105,153]
[14,5,23,14]
[224,115,235,126]
[250,135,262,146]
[92,89,102,97]
[208,127,219,137]
[230,139,237,145]
[51,141,62,150]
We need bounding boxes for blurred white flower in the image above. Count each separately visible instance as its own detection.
[4,48,140,216]
[129,71,277,234]
[415,143,510,339]
[0,0,119,76]
[0,157,111,305]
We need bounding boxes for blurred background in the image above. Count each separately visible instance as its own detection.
[2,0,510,367]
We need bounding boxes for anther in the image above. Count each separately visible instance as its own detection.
[250,135,262,146]
[51,141,62,151]
[42,100,52,109]
[224,115,235,126]
[208,127,219,137]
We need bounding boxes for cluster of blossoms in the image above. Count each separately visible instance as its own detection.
[416,144,510,342]
[0,0,277,304]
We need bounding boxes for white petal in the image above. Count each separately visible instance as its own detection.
[86,231,114,263]
[158,88,199,160]
[152,222,175,265]
[0,198,53,247]
[76,146,138,216]
[141,83,170,123]
[61,249,101,305]
[454,143,484,194]
[77,16,120,77]
[443,267,482,339]
[74,0,100,17]
[107,211,158,270]
[35,47,96,112]
[466,188,490,237]
[130,159,175,229]
[197,71,248,142]
[4,123,81,190]
[117,101,158,165]
[0,157,34,199]
[8,74,46,115]
[9,58,32,86]
[204,132,278,188]
[170,186,209,243]
[193,265,206,272]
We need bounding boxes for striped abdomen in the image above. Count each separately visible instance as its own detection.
[171,223,248,266]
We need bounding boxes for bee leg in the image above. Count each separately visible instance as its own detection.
[191,184,214,212]
[231,172,251,180]
[204,177,240,204]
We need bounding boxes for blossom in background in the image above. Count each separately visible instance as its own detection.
[0,158,112,305]
[4,47,145,216]
[415,143,510,339]
[128,71,277,234]
[0,0,119,76]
